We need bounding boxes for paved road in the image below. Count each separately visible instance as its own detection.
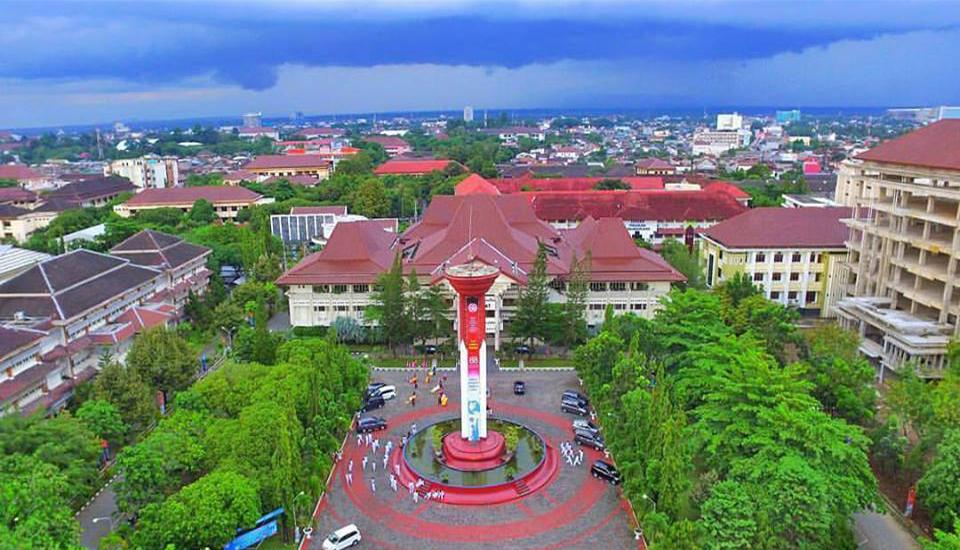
[77,477,120,549]
[853,511,921,550]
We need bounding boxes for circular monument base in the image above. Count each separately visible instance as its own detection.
[442,431,506,471]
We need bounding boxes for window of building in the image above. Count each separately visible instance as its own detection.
[589,303,605,310]
[613,303,626,310]
[332,284,348,294]
[609,282,626,292]
[806,291,817,303]
[815,273,822,282]
[719,250,724,260]
[589,282,607,292]
[335,305,348,312]
[630,282,649,291]
[770,291,780,300]
[550,280,566,292]
[755,252,766,262]
[312,285,329,293]
[631,303,648,311]
[772,273,782,281]
[352,284,369,293]
[815,254,822,263]
[791,253,802,262]
[790,273,800,281]
[753,273,763,282]
[774,253,783,262]
[717,268,723,280]
[788,291,798,300]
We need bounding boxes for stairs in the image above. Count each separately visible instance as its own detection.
[416,481,434,498]
[512,479,531,497]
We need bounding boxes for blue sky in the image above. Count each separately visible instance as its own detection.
[2,0,960,127]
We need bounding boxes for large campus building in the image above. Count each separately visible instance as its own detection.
[833,120,960,379]
[699,207,850,317]
[0,230,210,415]
[277,175,685,349]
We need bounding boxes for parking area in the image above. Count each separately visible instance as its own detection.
[309,365,639,550]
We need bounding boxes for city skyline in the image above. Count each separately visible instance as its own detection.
[2,0,960,127]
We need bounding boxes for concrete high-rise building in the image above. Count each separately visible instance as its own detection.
[106,155,179,189]
[243,112,263,128]
[834,121,960,379]
[463,106,475,123]
[716,113,743,131]
[776,109,802,124]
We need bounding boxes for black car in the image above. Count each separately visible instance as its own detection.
[424,344,438,355]
[515,344,531,355]
[572,419,601,437]
[359,395,385,413]
[356,416,387,434]
[574,428,605,450]
[561,399,589,416]
[513,380,526,395]
[591,460,621,484]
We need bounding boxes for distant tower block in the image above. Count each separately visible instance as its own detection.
[243,112,263,128]
[445,262,498,441]
[463,106,475,123]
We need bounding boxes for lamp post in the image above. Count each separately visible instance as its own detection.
[92,516,115,531]
[220,325,237,351]
[293,490,306,544]
[642,493,657,514]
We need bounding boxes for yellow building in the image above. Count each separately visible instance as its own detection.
[699,207,850,317]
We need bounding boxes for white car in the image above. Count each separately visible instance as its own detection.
[368,384,396,401]
[322,523,361,549]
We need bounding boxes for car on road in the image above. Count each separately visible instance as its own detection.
[356,416,387,434]
[367,384,396,401]
[366,382,386,395]
[322,523,361,549]
[561,399,589,416]
[515,344,531,355]
[358,394,385,413]
[591,460,621,484]
[572,419,601,436]
[574,427,605,450]
[513,380,526,395]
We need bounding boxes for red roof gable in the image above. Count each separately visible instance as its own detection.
[490,177,664,193]
[245,154,332,170]
[525,189,746,223]
[364,136,410,148]
[124,186,261,206]
[455,174,501,195]
[374,159,458,175]
[0,164,42,181]
[700,207,851,249]
[856,120,960,171]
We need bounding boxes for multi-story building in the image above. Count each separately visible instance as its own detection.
[716,113,744,131]
[107,155,179,189]
[277,176,685,349]
[243,112,263,128]
[700,207,850,317]
[776,109,802,124]
[244,154,333,181]
[270,206,397,248]
[464,106,475,123]
[0,230,210,414]
[692,129,751,156]
[834,120,960,379]
[46,175,136,208]
[114,186,270,221]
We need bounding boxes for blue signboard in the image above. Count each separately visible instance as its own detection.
[224,520,278,550]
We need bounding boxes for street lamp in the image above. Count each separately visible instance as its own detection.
[92,516,115,530]
[642,493,657,513]
[220,325,237,350]
[293,491,306,544]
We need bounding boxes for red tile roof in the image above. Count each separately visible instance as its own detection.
[455,174,501,195]
[364,136,410,148]
[700,207,851,249]
[701,180,751,200]
[490,177,664,193]
[374,159,458,175]
[124,186,262,206]
[0,187,36,203]
[856,120,960,171]
[278,176,684,286]
[635,158,674,170]
[525,189,746,223]
[245,154,332,170]
[0,164,42,181]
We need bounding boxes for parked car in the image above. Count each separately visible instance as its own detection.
[322,523,361,549]
[561,399,589,416]
[424,344,438,355]
[359,395,385,413]
[591,460,621,484]
[515,344,531,355]
[367,384,396,401]
[562,390,588,404]
[366,382,386,396]
[356,416,387,434]
[574,428,605,450]
[572,419,601,436]
[513,380,526,395]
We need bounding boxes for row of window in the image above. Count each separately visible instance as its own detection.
[587,282,650,292]
[770,291,818,303]
[750,252,823,264]
[588,302,649,311]
[313,284,370,294]
[752,272,823,283]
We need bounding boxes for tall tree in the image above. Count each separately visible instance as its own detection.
[92,362,157,433]
[563,253,590,351]
[76,399,128,446]
[127,327,198,395]
[511,244,550,347]
[659,238,704,289]
[406,270,427,348]
[423,284,450,344]
[366,252,409,354]
[918,429,960,530]
[0,455,81,550]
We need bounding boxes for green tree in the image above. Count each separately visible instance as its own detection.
[714,271,760,307]
[366,253,408,354]
[352,178,390,217]
[406,270,427,348]
[924,520,960,549]
[127,327,197,395]
[727,294,800,364]
[511,244,550,347]
[76,399,128,445]
[659,238,703,289]
[187,198,216,225]
[802,324,876,424]
[92,362,157,433]
[918,429,960,530]
[593,178,630,190]
[133,470,260,550]
[699,480,760,550]
[562,253,590,351]
[0,455,81,550]
[423,284,450,343]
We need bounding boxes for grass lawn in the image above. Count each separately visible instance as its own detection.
[498,356,574,369]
